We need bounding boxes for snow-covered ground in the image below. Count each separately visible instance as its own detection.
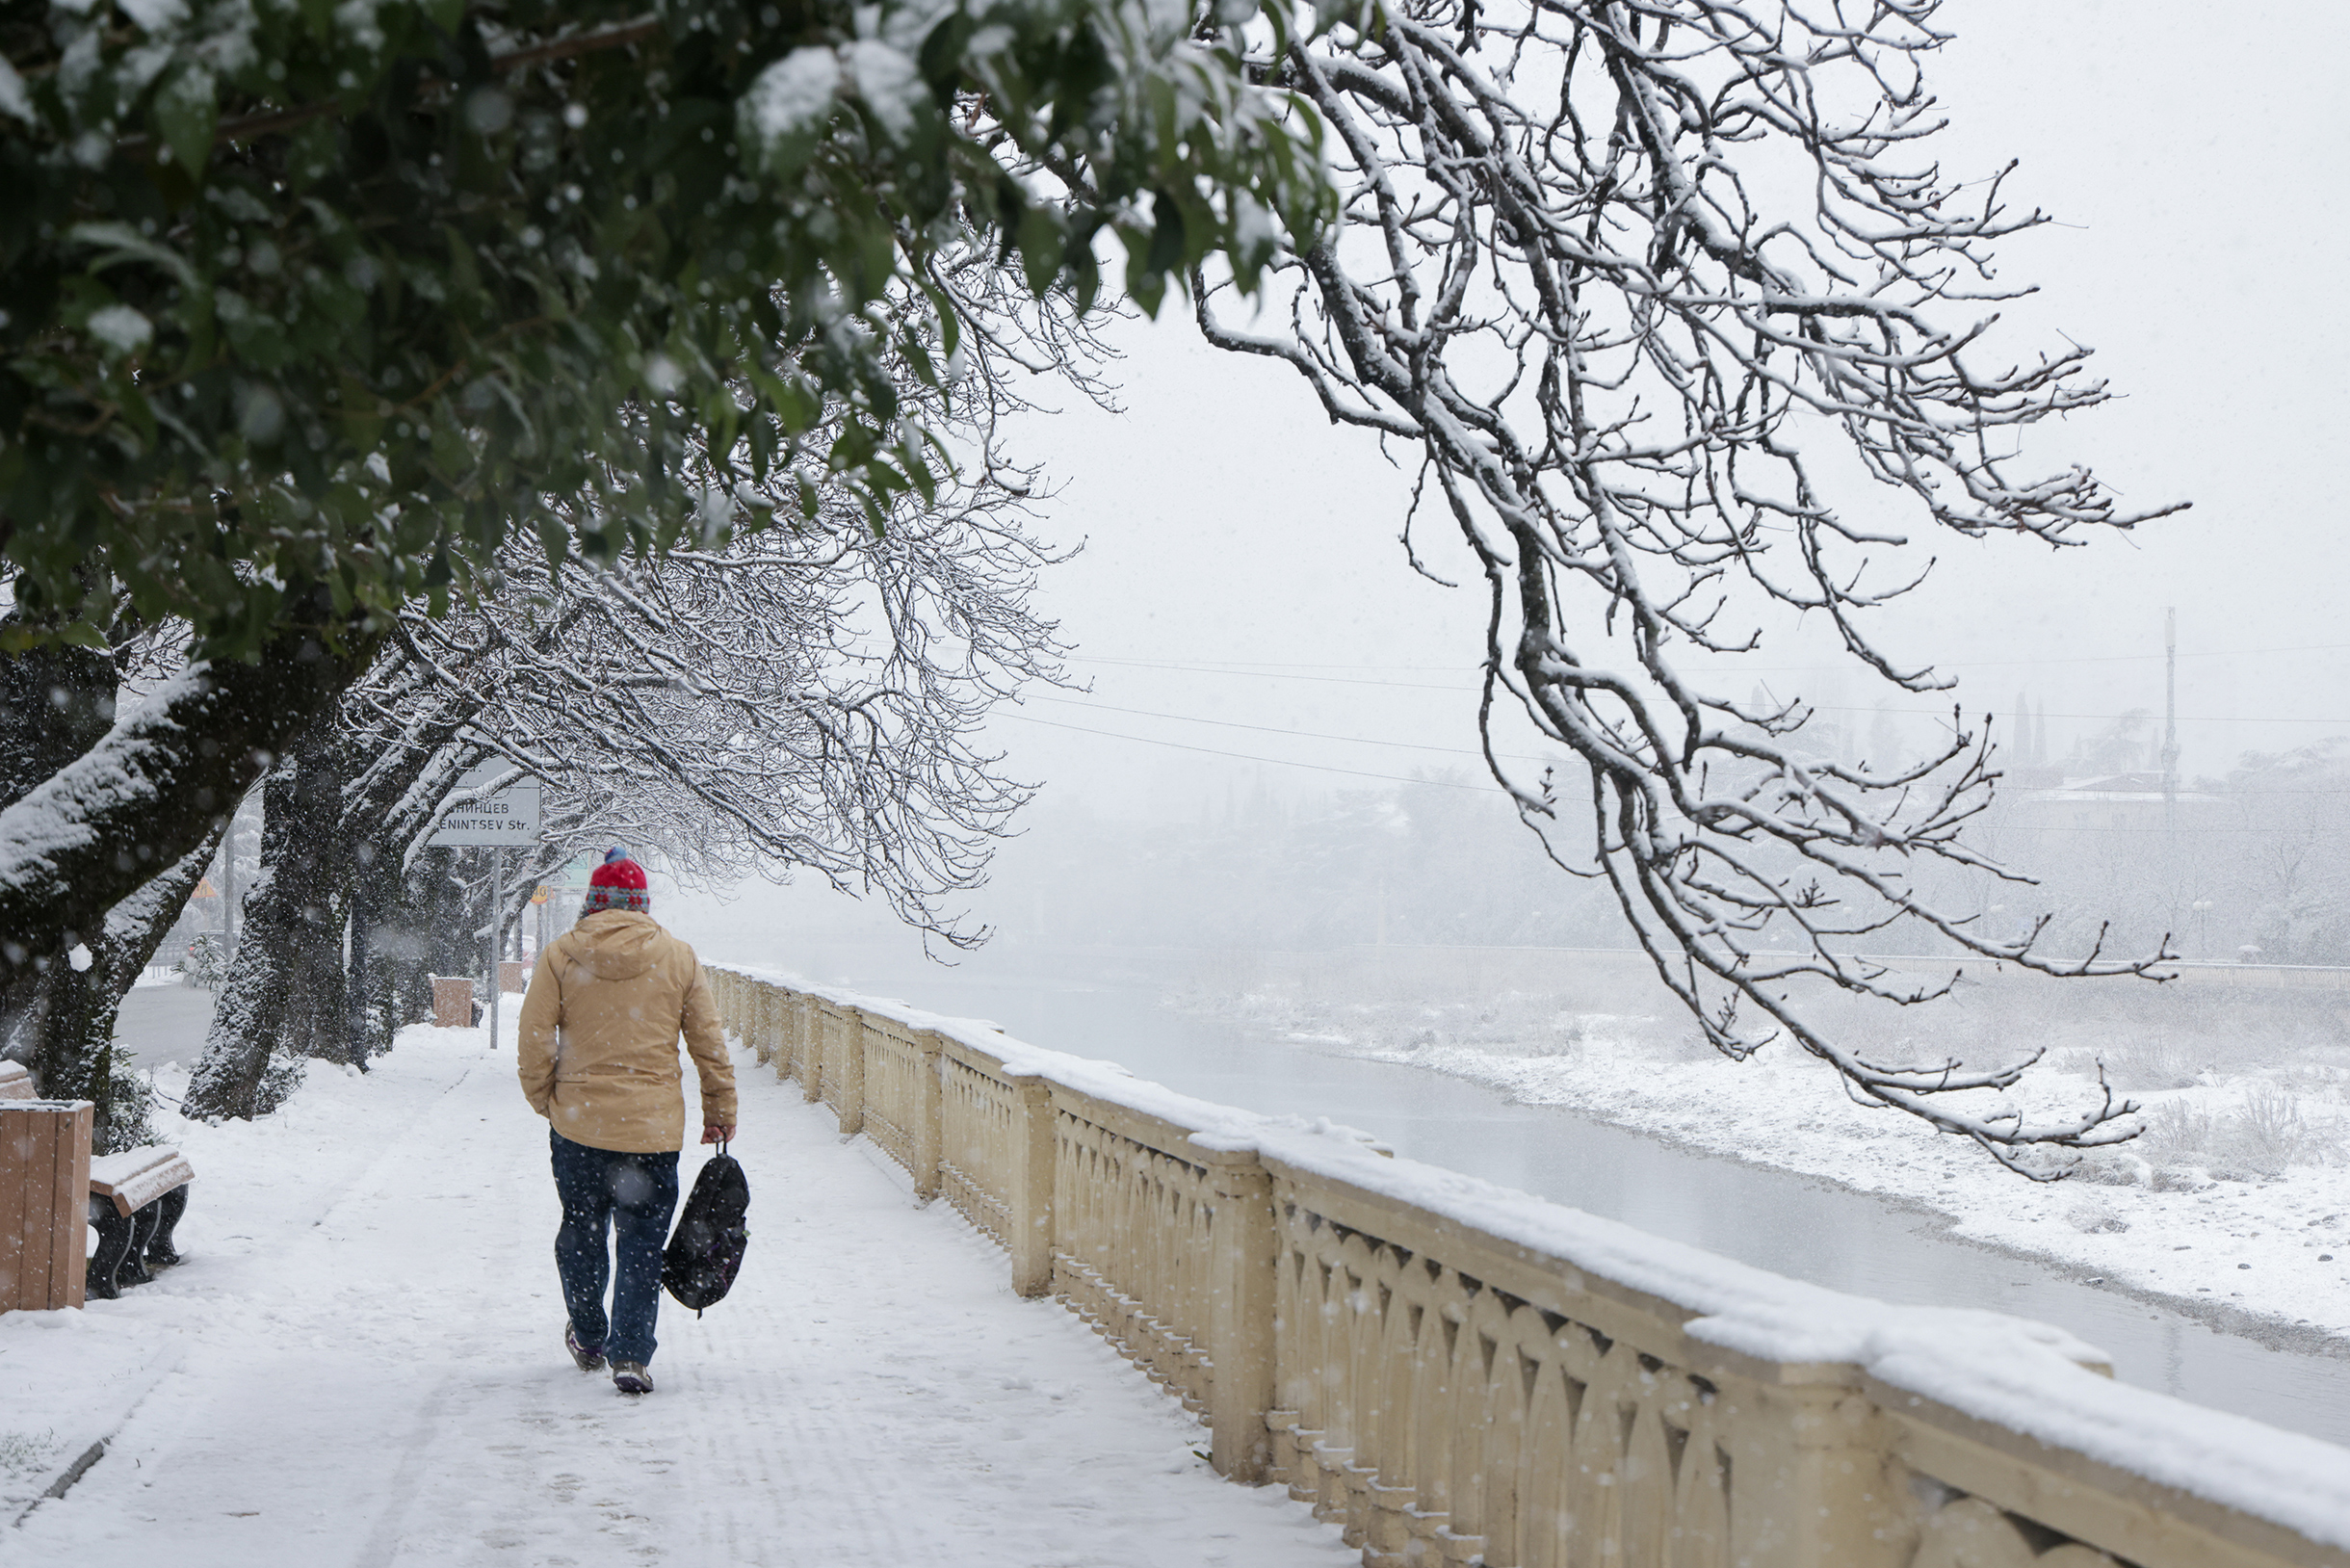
[1175,969,2350,1346]
[3,1023,1353,1567]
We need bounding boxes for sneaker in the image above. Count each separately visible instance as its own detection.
[565,1324,606,1372]
[611,1361,654,1396]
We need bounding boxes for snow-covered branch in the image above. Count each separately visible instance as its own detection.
[1196,0,2181,1171]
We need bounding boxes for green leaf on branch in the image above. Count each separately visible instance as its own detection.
[3,0,1336,661]
[151,62,219,182]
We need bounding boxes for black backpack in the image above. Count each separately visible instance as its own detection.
[663,1150,750,1314]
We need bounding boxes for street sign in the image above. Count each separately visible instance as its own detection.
[427,763,543,848]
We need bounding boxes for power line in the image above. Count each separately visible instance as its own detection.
[1063,657,2350,727]
[1720,640,2350,672]
[1072,658,1476,693]
[1027,693,1555,766]
[1818,704,2350,727]
[1002,711,2350,827]
[1074,654,1475,674]
[1995,824,2350,835]
[1073,639,2350,676]
[992,712,1502,792]
[1027,695,2350,784]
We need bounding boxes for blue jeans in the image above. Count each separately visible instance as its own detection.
[550,1131,679,1366]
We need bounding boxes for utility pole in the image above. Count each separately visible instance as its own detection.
[220,828,236,943]
[2161,607,2180,827]
[487,846,505,1051]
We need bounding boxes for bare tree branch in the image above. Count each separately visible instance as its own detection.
[1196,0,2183,1174]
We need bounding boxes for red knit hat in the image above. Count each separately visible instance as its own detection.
[584,847,650,913]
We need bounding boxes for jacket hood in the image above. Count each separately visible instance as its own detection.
[565,910,665,981]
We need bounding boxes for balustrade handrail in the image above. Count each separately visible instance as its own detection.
[703,962,2350,1568]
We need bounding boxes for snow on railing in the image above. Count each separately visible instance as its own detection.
[703,965,2350,1568]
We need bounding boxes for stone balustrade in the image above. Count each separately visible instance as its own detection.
[701,966,2350,1568]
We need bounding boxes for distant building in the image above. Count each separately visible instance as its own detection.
[2003,771,2224,835]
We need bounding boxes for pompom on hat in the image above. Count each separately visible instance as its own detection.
[583,846,650,914]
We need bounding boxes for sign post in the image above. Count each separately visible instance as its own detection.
[488,846,504,1049]
[427,764,544,1050]
[424,764,543,849]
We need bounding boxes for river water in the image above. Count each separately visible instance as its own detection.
[757,940,2350,1450]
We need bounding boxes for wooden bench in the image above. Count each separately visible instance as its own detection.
[86,1146,195,1301]
[0,1059,32,1099]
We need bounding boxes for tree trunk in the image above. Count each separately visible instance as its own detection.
[26,963,107,1110]
[222,830,238,942]
[15,825,225,1146]
[286,884,352,1063]
[178,685,504,1111]
[347,854,379,1070]
[184,908,300,1121]
[345,833,420,1065]
[376,849,460,1040]
[0,599,224,1148]
[0,628,116,812]
[0,611,119,1073]
[183,739,355,1118]
[0,600,380,988]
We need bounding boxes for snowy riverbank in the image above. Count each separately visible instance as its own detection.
[1170,963,2350,1347]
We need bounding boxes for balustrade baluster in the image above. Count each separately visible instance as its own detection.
[696,967,2337,1568]
[1618,1369,1675,1568]
[800,996,823,1103]
[774,985,797,1083]
[911,1030,944,1202]
[1007,1078,1056,1298]
[1198,1148,1272,1480]
[1521,1332,1575,1568]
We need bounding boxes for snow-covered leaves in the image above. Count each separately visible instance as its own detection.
[742,47,849,172]
[0,0,1329,659]
[0,56,36,125]
[82,302,153,355]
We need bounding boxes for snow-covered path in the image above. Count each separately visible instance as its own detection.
[4,1027,1353,1568]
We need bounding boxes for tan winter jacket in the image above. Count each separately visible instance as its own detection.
[515,910,737,1154]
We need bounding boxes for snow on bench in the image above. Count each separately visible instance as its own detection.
[0,1059,32,1099]
[89,1147,196,1217]
[86,1145,195,1301]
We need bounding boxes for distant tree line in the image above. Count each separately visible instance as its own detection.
[1008,740,2350,978]
[1971,741,2350,970]
[1003,776,1632,953]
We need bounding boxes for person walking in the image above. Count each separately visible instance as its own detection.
[516,848,737,1395]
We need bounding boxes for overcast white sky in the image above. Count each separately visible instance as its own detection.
[671,2,2350,951]
[967,0,2350,815]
